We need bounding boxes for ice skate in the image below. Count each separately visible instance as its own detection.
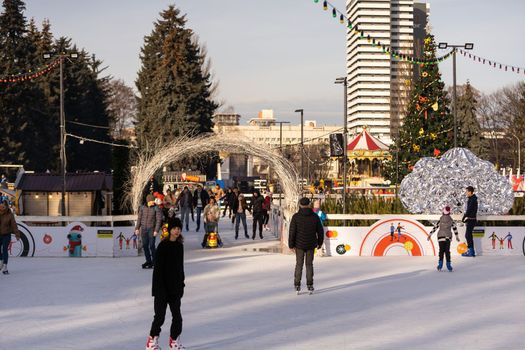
[2,264,8,275]
[446,262,453,272]
[145,335,161,350]
[169,336,185,349]
[307,285,314,295]
[437,260,443,271]
[142,262,150,269]
[295,285,301,295]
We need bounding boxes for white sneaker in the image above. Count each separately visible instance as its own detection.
[169,336,185,350]
[146,335,162,350]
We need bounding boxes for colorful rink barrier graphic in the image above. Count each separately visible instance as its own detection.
[324,218,525,257]
[11,221,135,257]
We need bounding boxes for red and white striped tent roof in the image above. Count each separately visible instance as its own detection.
[347,129,389,151]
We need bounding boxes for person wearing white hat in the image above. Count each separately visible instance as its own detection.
[427,206,460,271]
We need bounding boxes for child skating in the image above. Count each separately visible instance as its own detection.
[145,217,185,350]
[427,206,459,271]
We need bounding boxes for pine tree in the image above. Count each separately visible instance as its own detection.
[384,34,454,183]
[135,5,218,148]
[0,0,51,170]
[456,81,484,155]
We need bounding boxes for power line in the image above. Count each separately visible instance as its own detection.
[65,133,136,148]
[67,120,110,129]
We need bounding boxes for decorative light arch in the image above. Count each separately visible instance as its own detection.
[128,133,300,213]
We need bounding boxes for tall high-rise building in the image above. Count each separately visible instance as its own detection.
[346,0,428,144]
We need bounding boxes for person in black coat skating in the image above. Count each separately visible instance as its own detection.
[288,197,324,293]
[462,186,478,257]
[146,217,186,350]
[250,190,265,240]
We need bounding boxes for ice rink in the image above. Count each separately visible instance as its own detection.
[1,219,524,350]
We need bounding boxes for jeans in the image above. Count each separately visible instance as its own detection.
[465,220,476,249]
[294,248,314,287]
[180,206,191,229]
[195,207,203,231]
[150,295,182,339]
[0,234,11,264]
[235,213,248,237]
[141,228,156,264]
[438,240,451,262]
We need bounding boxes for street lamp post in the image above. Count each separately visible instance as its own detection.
[294,109,304,189]
[437,42,474,148]
[44,52,78,216]
[335,77,348,214]
[509,132,521,174]
[276,121,290,208]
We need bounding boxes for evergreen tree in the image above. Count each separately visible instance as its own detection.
[0,0,51,170]
[456,81,484,155]
[135,5,218,148]
[384,34,454,183]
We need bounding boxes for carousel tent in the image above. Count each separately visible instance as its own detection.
[347,129,390,178]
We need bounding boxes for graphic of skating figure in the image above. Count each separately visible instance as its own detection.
[125,237,131,249]
[390,223,395,241]
[504,233,513,249]
[131,232,138,249]
[498,237,505,249]
[116,232,126,250]
[396,223,405,241]
[489,232,498,249]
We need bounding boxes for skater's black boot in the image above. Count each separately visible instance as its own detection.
[437,260,443,271]
[446,261,453,271]
[295,285,301,294]
[141,262,150,269]
[307,285,314,295]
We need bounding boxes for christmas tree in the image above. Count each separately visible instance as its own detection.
[385,33,454,183]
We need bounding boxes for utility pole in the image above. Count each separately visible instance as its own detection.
[44,52,78,216]
[335,77,348,213]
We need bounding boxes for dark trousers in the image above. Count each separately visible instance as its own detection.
[294,248,314,287]
[235,213,248,237]
[180,206,191,229]
[150,295,182,339]
[0,234,11,264]
[263,210,269,225]
[141,228,156,264]
[438,240,451,262]
[252,213,264,238]
[195,207,203,230]
[465,220,476,249]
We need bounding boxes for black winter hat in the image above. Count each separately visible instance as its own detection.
[299,197,310,206]
[167,217,182,232]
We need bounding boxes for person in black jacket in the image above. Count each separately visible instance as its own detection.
[250,190,265,240]
[288,197,324,293]
[146,217,185,350]
[462,186,478,257]
[193,184,210,232]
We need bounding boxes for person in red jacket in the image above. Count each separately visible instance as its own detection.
[288,197,324,294]
[145,217,185,350]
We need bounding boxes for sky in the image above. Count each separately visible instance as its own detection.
[24,0,525,126]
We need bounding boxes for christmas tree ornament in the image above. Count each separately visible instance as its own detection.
[433,148,441,157]
[432,101,439,111]
[419,128,424,136]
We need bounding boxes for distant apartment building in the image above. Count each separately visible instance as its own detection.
[346,0,428,144]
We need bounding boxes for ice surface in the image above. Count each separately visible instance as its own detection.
[1,218,524,350]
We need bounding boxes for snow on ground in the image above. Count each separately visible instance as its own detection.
[1,217,524,350]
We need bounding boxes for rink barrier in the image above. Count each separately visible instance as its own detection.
[316,214,525,257]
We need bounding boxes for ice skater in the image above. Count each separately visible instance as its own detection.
[0,201,20,275]
[390,223,395,241]
[135,194,163,269]
[427,206,460,271]
[288,197,324,294]
[462,186,478,257]
[489,232,498,249]
[145,217,185,350]
[498,237,505,249]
